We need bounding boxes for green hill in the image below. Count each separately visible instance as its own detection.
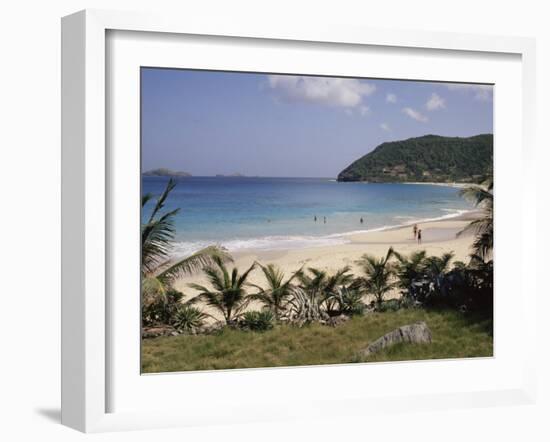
[337,134,493,183]
[143,168,192,178]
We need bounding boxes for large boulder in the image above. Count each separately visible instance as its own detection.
[358,321,432,358]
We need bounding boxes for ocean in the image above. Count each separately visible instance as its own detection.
[142,176,473,258]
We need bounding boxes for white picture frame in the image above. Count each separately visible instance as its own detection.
[61,9,537,433]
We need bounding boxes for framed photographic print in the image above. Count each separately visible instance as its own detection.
[61,9,537,432]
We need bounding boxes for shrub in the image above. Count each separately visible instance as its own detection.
[332,287,366,316]
[142,288,184,327]
[239,310,274,332]
[172,305,208,333]
[376,299,401,312]
[398,296,418,309]
[286,288,328,324]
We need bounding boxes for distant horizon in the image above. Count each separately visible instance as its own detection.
[143,173,338,179]
[141,68,493,177]
[143,131,494,179]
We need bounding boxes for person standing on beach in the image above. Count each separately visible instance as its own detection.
[413,224,418,239]
[417,228,422,244]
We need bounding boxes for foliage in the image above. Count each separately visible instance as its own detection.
[377,299,401,312]
[239,310,274,332]
[172,305,208,333]
[337,134,493,183]
[398,251,493,315]
[393,250,428,291]
[329,286,366,316]
[142,276,168,308]
[457,177,493,260]
[437,255,493,313]
[251,264,302,320]
[188,256,256,325]
[287,266,353,322]
[423,252,455,286]
[141,178,180,277]
[317,267,355,316]
[142,288,190,327]
[286,287,328,324]
[355,247,397,307]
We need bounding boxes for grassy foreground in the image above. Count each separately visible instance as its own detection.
[141,309,492,373]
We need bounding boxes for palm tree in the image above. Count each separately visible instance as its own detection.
[141,178,232,305]
[291,267,332,322]
[423,251,455,296]
[251,264,302,321]
[319,267,355,315]
[424,252,455,279]
[188,256,257,325]
[141,283,207,327]
[355,247,396,306]
[457,177,493,261]
[466,253,494,295]
[330,285,366,316]
[392,250,428,291]
[286,266,351,322]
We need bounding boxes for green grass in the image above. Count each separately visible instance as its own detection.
[141,309,493,373]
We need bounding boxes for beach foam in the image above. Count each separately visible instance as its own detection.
[171,235,351,258]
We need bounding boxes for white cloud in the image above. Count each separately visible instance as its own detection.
[359,105,370,117]
[402,107,429,123]
[386,93,397,103]
[426,93,446,111]
[380,123,390,131]
[267,75,376,108]
[446,83,493,101]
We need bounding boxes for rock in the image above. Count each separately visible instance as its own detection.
[357,321,432,358]
[327,314,350,327]
[142,325,176,338]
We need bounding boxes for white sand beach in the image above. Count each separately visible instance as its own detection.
[173,212,478,320]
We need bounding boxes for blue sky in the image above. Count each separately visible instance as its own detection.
[141,68,493,178]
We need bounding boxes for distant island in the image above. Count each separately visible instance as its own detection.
[337,134,493,183]
[143,168,192,177]
[215,173,246,178]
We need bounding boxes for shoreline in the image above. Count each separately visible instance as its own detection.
[345,181,474,189]
[402,181,473,189]
[169,208,480,260]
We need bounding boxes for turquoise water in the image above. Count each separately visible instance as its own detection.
[142,176,472,257]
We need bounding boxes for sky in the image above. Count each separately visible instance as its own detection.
[141,68,493,178]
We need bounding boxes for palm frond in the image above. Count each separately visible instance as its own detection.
[141,192,154,208]
[156,246,233,284]
[460,185,493,208]
[141,208,181,274]
[141,277,167,307]
[457,180,494,261]
[187,282,211,293]
[147,178,177,224]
